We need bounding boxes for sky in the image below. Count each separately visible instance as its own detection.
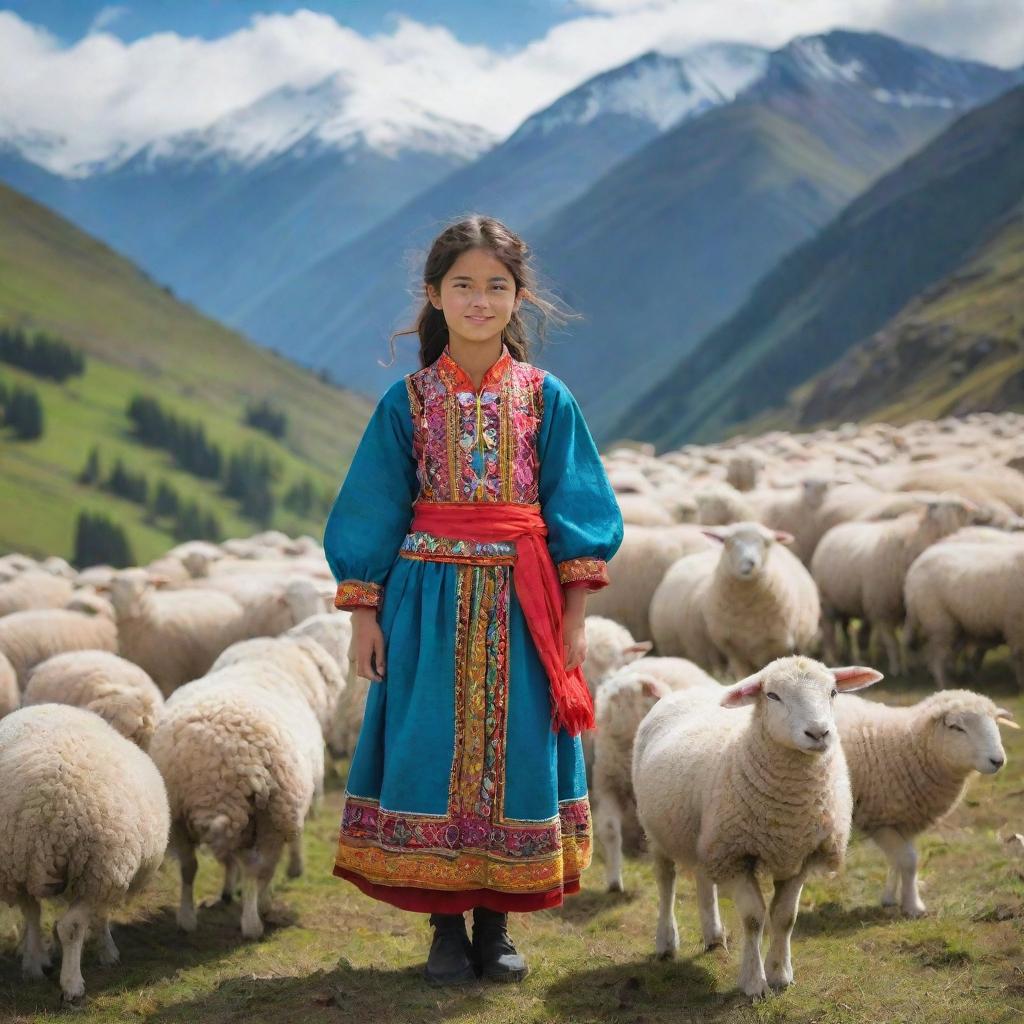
[2,1,1023,173]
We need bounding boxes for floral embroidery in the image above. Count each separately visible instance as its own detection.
[398,531,516,565]
[334,579,382,609]
[406,346,545,504]
[557,556,610,589]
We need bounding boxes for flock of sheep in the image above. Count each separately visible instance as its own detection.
[0,409,1019,1005]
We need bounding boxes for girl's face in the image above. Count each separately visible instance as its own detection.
[426,247,521,347]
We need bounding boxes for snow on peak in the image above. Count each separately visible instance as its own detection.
[512,42,768,141]
[787,36,865,85]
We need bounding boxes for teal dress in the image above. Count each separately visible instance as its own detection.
[324,344,623,913]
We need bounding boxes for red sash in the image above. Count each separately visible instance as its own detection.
[409,500,595,736]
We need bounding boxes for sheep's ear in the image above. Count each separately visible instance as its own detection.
[701,530,726,544]
[149,574,172,589]
[996,707,1020,730]
[624,641,653,662]
[831,666,883,692]
[721,673,763,708]
[640,677,671,700]
[773,530,795,546]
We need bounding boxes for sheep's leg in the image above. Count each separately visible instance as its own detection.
[652,848,679,959]
[286,835,305,879]
[820,607,840,664]
[92,911,119,966]
[17,895,50,978]
[764,875,804,990]
[170,820,198,932]
[56,901,91,1006]
[695,869,725,951]
[878,623,902,676]
[595,789,626,893]
[221,858,239,904]
[855,619,872,663]
[730,873,769,999]
[873,828,925,917]
[239,835,284,939]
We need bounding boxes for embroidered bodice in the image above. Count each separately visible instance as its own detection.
[406,344,545,504]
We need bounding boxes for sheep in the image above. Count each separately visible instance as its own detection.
[106,568,249,696]
[835,690,1013,915]
[656,523,819,679]
[0,570,74,616]
[0,606,118,688]
[904,541,1024,689]
[616,493,675,527]
[649,550,722,671]
[22,651,164,749]
[594,661,718,892]
[633,657,882,998]
[811,498,975,674]
[150,641,344,939]
[588,525,714,643]
[185,573,326,637]
[0,704,170,1005]
[726,453,762,493]
[694,484,756,526]
[0,653,18,718]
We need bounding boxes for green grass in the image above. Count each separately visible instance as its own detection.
[1,674,1021,1024]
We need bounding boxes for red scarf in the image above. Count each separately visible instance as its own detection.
[410,500,595,736]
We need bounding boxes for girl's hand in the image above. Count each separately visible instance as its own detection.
[563,620,587,672]
[352,607,386,682]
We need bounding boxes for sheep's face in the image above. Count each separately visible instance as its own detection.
[802,479,829,509]
[723,656,882,755]
[108,569,151,616]
[705,523,792,581]
[583,618,650,687]
[933,707,1007,775]
[924,498,975,535]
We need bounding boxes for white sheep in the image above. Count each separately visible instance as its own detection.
[587,525,714,643]
[694,484,756,526]
[0,570,74,616]
[649,550,723,672]
[22,651,164,749]
[0,652,18,718]
[812,498,974,673]
[655,523,819,679]
[150,641,344,939]
[904,540,1024,689]
[756,478,834,565]
[835,690,1013,915]
[633,657,882,997]
[185,573,326,637]
[0,704,169,1005]
[0,606,118,687]
[105,568,249,696]
[594,661,718,892]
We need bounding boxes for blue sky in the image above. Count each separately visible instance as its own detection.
[4,1,573,47]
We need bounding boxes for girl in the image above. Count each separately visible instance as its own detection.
[323,214,623,985]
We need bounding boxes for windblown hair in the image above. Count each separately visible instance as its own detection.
[389,214,578,368]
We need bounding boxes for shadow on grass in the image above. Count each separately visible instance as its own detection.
[550,885,639,923]
[0,902,282,1017]
[795,900,894,937]
[543,956,744,1020]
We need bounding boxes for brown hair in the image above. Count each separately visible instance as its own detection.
[389,214,579,368]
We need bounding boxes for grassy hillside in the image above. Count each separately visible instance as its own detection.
[0,182,374,564]
[0,672,1020,1023]
[613,83,1024,449]
[763,205,1024,431]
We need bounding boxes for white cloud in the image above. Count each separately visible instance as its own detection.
[88,5,130,35]
[0,1,1021,176]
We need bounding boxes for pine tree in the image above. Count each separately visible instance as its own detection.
[78,445,101,485]
[73,511,134,568]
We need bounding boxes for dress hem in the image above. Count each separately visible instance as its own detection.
[333,865,580,913]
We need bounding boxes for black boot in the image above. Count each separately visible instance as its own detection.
[424,912,478,985]
[471,906,529,982]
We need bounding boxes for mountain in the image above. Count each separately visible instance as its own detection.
[235,43,770,385]
[0,71,494,323]
[0,180,373,563]
[530,30,1023,434]
[613,81,1024,448]
[775,203,1024,429]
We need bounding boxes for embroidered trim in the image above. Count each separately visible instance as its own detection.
[557,557,610,589]
[398,530,516,565]
[334,579,382,610]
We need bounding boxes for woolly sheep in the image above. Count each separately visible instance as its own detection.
[594,661,718,892]
[150,646,343,939]
[812,498,975,674]
[106,568,249,696]
[649,550,724,672]
[22,651,164,749]
[0,607,118,688]
[185,574,326,637]
[633,657,882,997]
[835,690,1013,915]
[616,493,675,527]
[588,525,714,643]
[694,484,756,526]
[904,541,1024,689]
[0,652,18,718]
[657,523,819,679]
[0,570,74,616]
[0,704,169,1005]
[757,478,836,565]
[726,453,762,493]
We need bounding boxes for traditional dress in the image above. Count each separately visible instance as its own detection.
[323,343,623,914]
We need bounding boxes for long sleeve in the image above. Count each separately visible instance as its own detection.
[323,379,419,610]
[537,373,624,591]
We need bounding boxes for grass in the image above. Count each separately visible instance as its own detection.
[0,670,1021,1024]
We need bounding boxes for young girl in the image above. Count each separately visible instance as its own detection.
[323,214,624,985]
